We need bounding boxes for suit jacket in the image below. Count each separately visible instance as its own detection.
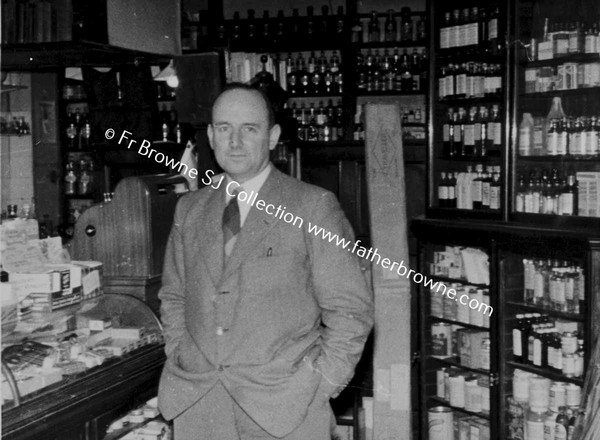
[157,167,374,437]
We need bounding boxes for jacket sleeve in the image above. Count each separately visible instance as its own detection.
[158,196,190,358]
[303,191,374,399]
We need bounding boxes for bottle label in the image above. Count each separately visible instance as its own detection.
[438,186,449,200]
[488,19,498,40]
[443,124,450,142]
[513,329,522,356]
[560,193,574,215]
[519,127,531,155]
[547,132,559,155]
[464,125,475,146]
[490,186,500,210]
[472,181,483,202]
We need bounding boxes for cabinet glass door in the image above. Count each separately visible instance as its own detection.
[512,0,600,230]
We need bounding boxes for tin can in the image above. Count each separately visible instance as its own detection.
[562,354,577,377]
[561,332,578,355]
[432,323,453,358]
[482,291,490,328]
[478,375,490,412]
[449,373,465,408]
[550,382,566,412]
[443,289,458,320]
[457,287,471,323]
[528,376,550,412]
[428,406,454,440]
[481,338,491,371]
[464,375,482,413]
[565,383,581,407]
[431,289,444,318]
[436,368,446,399]
[469,289,485,327]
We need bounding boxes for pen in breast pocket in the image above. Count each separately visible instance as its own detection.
[266,248,272,257]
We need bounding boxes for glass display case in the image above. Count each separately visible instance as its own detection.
[512,0,600,230]
[428,0,511,220]
[413,218,600,440]
[1,293,165,440]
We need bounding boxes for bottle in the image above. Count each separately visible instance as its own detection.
[335,6,345,42]
[384,9,396,42]
[438,172,449,208]
[442,108,453,157]
[513,314,526,362]
[519,113,535,156]
[400,7,413,42]
[453,109,464,157]
[545,97,567,151]
[246,9,257,42]
[560,174,578,215]
[463,107,476,157]
[447,172,457,208]
[481,167,493,209]
[554,407,569,440]
[64,161,77,195]
[487,6,500,55]
[305,6,315,42]
[368,11,380,43]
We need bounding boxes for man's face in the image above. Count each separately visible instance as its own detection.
[208,89,281,183]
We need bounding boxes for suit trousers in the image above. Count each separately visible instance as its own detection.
[173,381,335,440]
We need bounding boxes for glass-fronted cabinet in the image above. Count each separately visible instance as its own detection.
[429,0,511,220]
[1,293,165,439]
[512,0,600,230]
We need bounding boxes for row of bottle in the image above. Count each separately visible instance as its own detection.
[531,18,600,61]
[436,368,491,413]
[65,110,92,150]
[520,115,600,157]
[356,48,428,92]
[289,100,344,143]
[430,283,491,328]
[0,115,31,135]
[522,259,585,314]
[441,105,503,158]
[351,8,425,44]
[515,169,578,216]
[524,62,600,94]
[224,6,346,46]
[64,159,97,196]
[512,314,584,377]
[285,51,343,96]
[512,369,583,414]
[438,165,502,210]
[438,6,502,56]
[438,62,503,99]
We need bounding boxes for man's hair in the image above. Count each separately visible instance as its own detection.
[211,82,276,128]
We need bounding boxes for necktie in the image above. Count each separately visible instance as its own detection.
[222,190,241,257]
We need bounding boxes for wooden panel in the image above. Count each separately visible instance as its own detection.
[71,174,186,277]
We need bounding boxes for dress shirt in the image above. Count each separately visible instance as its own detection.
[225,163,272,228]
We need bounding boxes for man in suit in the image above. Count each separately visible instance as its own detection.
[158,84,374,439]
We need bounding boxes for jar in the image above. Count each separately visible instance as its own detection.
[529,376,550,412]
[565,384,581,407]
[550,382,567,412]
[513,369,531,404]
[526,409,546,440]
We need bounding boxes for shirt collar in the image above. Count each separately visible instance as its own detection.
[225,163,272,200]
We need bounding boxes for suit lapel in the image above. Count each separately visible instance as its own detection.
[221,168,285,282]
[197,184,226,286]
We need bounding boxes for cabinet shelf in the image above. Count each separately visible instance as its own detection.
[438,96,503,106]
[521,53,600,68]
[435,52,505,64]
[505,301,585,322]
[511,213,600,233]
[517,155,600,162]
[288,93,343,99]
[429,275,489,289]
[521,87,600,99]
[64,194,96,200]
[357,90,426,96]
[353,40,427,49]
[436,154,502,162]
[428,356,491,375]
[428,396,491,420]
[429,316,490,331]
[506,361,584,386]
[428,207,503,221]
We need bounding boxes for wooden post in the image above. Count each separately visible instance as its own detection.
[365,103,412,440]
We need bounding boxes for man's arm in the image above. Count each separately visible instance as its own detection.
[304,191,374,399]
[158,197,190,357]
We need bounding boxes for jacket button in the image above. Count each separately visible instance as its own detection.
[217,365,224,372]
[216,326,229,335]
